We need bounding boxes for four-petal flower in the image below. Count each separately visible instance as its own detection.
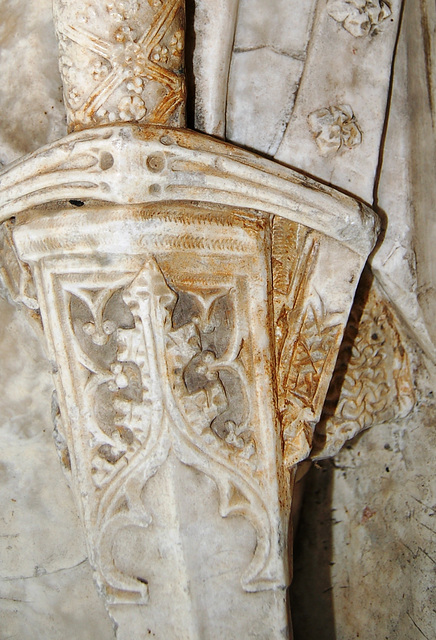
[327,0,392,37]
[308,104,362,155]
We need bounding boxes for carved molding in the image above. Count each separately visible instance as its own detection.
[11,204,287,602]
[0,124,378,259]
[1,125,378,622]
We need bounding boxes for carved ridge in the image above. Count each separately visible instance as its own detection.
[0,125,379,258]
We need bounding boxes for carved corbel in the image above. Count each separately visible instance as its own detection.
[0,122,378,637]
[0,1,380,637]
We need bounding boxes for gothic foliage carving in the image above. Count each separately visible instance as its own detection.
[327,0,392,38]
[25,205,290,603]
[271,217,349,468]
[308,104,362,156]
[2,107,384,617]
[6,123,380,608]
[313,269,415,460]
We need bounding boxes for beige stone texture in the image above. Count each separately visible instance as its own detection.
[0,296,115,639]
[0,0,66,165]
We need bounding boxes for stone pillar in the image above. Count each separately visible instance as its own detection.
[53,0,186,131]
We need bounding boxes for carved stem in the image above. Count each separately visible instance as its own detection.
[193,0,239,137]
[53,0,186,132]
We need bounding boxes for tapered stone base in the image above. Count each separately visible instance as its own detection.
[0,124,378,638]
[109,454,289,639]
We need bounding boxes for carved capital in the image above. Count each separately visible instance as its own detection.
[0,125,378,636]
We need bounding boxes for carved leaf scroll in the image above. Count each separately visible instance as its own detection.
[272,217,345,467]
[63,255,275,601]
[312,269,415,459]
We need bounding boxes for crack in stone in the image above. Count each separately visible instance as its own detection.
[0,557,88,582]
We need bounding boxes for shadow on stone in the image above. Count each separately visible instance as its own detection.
[290,460,336,640]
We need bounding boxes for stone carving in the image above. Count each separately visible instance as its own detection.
[0,0,399,633]
[313,270,415,459]
[0,1,432,638]
[327,0,392,37]
[3,117,377,629]
[0,125,378,262]
[308,104,362,156]
[0,220,39,312]
[54,0,185,131]
[166,284,254,459]
[272,218,346,468]
[62,253,275,601]
[11,200,298,607]
[274,1,401,202]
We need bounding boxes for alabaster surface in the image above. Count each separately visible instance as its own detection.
[0,296,115,640]
[0,113,376,636]
[0,0,435,638]
[0,0,66,165]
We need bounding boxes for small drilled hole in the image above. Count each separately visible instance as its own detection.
[100,151,114,171]
[149,183,161,195]
[160,135,174,146]
[146,153,165,173]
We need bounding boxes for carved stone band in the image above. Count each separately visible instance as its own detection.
[0,124,378,637]
[0,125,378,258]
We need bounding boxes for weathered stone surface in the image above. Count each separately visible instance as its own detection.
[193,0,239,137]
[225,0,317,154]
[313,269,415,460]
[292,358,436,640]
[404,0,436,354]
[226,49,304,155]
[0,0,435,638]
[0,0,65,165]
[0,120,377,636]
[274,0,403,203]
[290,5,436,636]
[0,296,115,639]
